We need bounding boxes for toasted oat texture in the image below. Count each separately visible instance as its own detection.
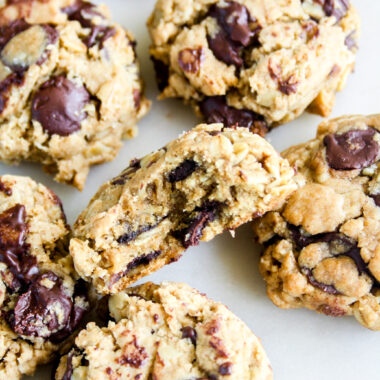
[0,175,88,379]
[70,123,296,294]
[148,0,359,134]
[0,0,150,190]
[253,115,380,330]
[54,281,273,380]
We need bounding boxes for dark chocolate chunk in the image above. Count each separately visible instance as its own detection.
[63,0,102,28]
[0,180,12,195]
[83,25,116,49]
[321,0,349,21]
[207,1,260,67]
[117,218,165,245]
[167,159,198,183]
[268,63,298,95]
[218,362,233,376]
[344,30,357,50]
[0,70,25,114]
[370,193,380,207]
[151,57,169,92]
[207,31,243,67]
[0,19,30,51]
[318,304,346,317]
[112,159,141,186]
[323,129,379,170]
[178,47,204,73]
[302,268,341,295]
[173,201,222,248]
[31,75,90,136]
[181,326,197,345]
[8,271,72,338]
[61,350,75,380]
[199,96,268,136]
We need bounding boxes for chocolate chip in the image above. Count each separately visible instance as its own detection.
[344,30,357,50]
[167,160,198,183]
[181,326,197,345]
[268,62,298,95]
[199,96,268,136]
[323,129,379,170]
[173,201,222,248]
[0,69,24,114]
[370,193,380,207]
[0,180,12,195]
[207,31,243,67]
[63,0,102,28]
[151,57,169,92]
[110,251,162,286]
[117,220,162,245]
[178,47,204,73]
[321,0,349,21]
[218,362,233,376]
[8,272,73,338]
[318,304,346,317]
[302,268,341,295]
[60,350,75,380]
[83,25,116,49]
[31,75,90,136]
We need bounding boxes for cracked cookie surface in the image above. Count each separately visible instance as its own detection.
[0,0,150,190]
[253,114,380,330]
[0,175,88,379]
[70,123,296,295]
[54,281,273,380]
[148,0,359,132]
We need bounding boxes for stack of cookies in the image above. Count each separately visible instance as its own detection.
[0,1,377,380]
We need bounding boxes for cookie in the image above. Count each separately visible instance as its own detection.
[0,0,150,190]
[148,0,360,133]
[70,123,297,294]
[0,175,88,379]
[54,281,273,380]
[252,115,380,330]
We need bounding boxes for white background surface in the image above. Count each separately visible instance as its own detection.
[1,0,375,378]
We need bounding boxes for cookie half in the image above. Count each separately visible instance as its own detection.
[148,0,359,132]
[70,123,296,294]
[0,175,88,379]
[54,281,273,380]
[0,0,150,190]
[253,114,380,330]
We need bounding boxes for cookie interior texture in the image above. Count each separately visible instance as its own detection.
[148,0,360,131]
[54,281,273,380]
[0,0,150,190]
[253,114,380,330]
[0,175,88,379]
[70,123,296,294]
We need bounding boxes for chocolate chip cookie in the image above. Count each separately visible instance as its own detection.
[70,123,297,294]
[54,281,273,380]
[148,0,360,133]
[0,0,150,190]
[0,175,88,379]
[253,115,380,330]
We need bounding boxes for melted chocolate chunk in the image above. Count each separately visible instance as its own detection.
[151,57,169,92]
[370,193,380,207]
[61,350,75,380]
[118,336,148,368]
[63,0,102,28]
[323,129,379,170]
[268,63,298,95]
[0,180,12,195]
[344,30,357,50]
[117,220,162,244]
[8,271,73,338]
[112,159,141,186]
[321,0,349,21]
[83,25,116,49]
[181,326,197,345]
[302,268,341,295]
[0,70,24,114]
[207,1,260,66]
[178,47,204,73]
[31,75,90,136]
[218,362,233,376]
[167,159,198,183]
[199,96,268,136]
[173,201,222,248]
[0,19,30,51]
[318,304,346,317]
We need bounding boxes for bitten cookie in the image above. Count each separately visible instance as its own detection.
[70,123,296,294]
[0,175,88,379]
[54,281,273,380]
[148,0,359,134]
[253,115,380,330]
[0,0,150,190]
